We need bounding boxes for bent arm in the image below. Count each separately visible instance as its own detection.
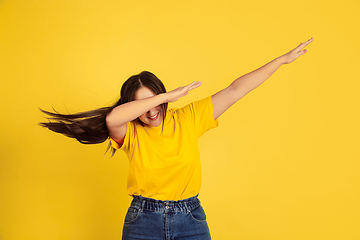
[106,94,166,129]
[106,81,202,142]
[106,94,167,142]
[212,38,313,120]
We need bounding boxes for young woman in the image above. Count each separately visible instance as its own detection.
[40,38,313,239]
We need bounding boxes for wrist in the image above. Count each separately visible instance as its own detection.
[276,55,287,65]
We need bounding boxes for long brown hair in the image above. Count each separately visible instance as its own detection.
[39,71,167,156]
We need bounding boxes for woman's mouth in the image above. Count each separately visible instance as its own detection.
[149,112,159,121]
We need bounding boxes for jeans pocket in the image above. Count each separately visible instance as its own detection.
[189,206,207,222]
[124,206,141,224]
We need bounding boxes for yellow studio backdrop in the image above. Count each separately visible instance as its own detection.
[0,0,359,239]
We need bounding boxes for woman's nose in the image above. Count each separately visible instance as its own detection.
[148,108,157,116]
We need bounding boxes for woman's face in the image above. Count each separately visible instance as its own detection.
[134,86,163,127]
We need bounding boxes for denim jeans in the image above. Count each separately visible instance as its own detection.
[122,195,211,240]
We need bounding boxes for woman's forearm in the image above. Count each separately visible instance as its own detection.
[106,93,166,128]
[230,56,285,100]
[106,81,202,128]
[212,38,313,119]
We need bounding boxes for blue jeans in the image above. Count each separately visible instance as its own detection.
[122,195,211,240]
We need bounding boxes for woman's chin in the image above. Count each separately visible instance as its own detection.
[151,119,163,127]
[142,117,163,128]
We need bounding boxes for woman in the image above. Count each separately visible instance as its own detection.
[40,38,313,239]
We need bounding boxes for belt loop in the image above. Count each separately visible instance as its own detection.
[184,202,191,213]
[141,199,146,212]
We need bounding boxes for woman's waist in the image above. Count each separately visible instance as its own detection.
[130,194,201,213]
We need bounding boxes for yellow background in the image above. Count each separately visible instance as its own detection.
[1,0,359,239]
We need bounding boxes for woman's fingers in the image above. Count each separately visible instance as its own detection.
[167,81,202,102]
[182,81,202,92]
[282,37,313,64]
[187,81,202,91]
[294,37,313,53]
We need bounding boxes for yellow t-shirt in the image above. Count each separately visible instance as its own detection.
[111,96,218,200]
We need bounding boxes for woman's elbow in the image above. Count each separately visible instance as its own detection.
[229,84,248,102]
[105,112,119,128]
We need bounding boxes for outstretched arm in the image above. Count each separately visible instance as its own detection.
[212,37,313,120]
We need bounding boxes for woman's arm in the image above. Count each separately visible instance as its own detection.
[212,37,313,120]
[106,81,202,141]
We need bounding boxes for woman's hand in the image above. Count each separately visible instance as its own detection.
[165,81,202,103]
[280,37,313,64]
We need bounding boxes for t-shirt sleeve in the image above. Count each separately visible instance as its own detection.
[180,96,219,138]
[109,121,134,151]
